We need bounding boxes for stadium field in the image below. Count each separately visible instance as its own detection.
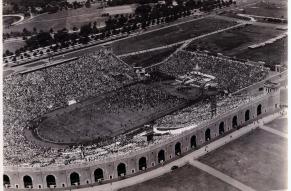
[199,128,288,191]
[185,24,284,60]
[121,45,180,67]
[36,83,196,144]
[111,17,237,55]
[119,164,239,191]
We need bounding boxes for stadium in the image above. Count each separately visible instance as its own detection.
[3,46,287,190]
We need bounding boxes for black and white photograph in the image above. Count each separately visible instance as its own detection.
[1,0,288,190]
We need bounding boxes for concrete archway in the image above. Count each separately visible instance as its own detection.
[46,175,56,188]
[257,104,262,116]
[70,172,80,186]
[3,174,10,187]
[23,175,33,188]
[190,135,197,148]
[205,128,211,141]
[158,150,165,163]
[175,142,181,156]
[139,157,147,171]
[219,122,225,135]
[94,168,104,181]
[232,116,238,128]
[245,110,250,121]
[117,163,126,177]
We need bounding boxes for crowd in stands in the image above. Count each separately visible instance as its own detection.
[3,49,270,168]
[155,50,269,92]
[155,93,264,130]
[3,49,136,167]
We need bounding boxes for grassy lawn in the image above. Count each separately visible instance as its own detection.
[111,17,237,55]
[199,128,288,191]
[243,1,287,18]
[265,117,288,134]
[235,37,287,67]
[4,4,136,33]
[121,45,179,67]
[3,40,26,53]
[3,15,21,27]
[185,24,283,56]
[119,164,239,191]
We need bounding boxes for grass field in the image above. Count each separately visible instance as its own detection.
[4,4,135,33]
[37,83,188,144]
[3,40,26,52]
[242,1,287,18]
[111,17,237,55]
[265,117,287,134]
[3,15,21,27]
[234,36,287,67]
[199,128,288,191]
[121,45,180,67]
[119,164,239,191]
[185,24,283,56]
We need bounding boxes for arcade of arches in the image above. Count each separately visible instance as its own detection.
[3,102,273,189]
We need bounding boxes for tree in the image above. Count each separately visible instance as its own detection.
[49,28,54,33]
[85,0,91,8]
[33,27,37,34]
[80,23,92,37]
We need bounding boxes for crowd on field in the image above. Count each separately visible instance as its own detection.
[155,50,269,92]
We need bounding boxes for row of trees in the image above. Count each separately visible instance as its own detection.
[4,0,234,58]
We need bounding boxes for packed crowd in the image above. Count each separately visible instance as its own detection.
[3,49,136,167]
[155,50,269,92]
[154,93,264,130]
[3,49,270,168]
[38,84,185,143]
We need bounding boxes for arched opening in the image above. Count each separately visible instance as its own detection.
[245,110,250,121]
[94,168,104,182]
[190,135,197,148]
[23,175,33,188]
[3,175,10,187]
[117,163,126,177]
[257,104,262,116]
[158,150,165,163]
[175,142,181,156]
[219,122,225,135]
[70,172,80,186]
[139,157,147,171]
[205,128,211,141]
[46,175,56,188]
[232,116,238,128]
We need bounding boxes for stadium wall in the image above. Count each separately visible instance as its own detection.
[4,88,282,190]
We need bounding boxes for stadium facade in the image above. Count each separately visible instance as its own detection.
[3,70,286,190]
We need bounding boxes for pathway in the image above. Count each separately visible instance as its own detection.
[189,160,256,191]
[260,125,288,139]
